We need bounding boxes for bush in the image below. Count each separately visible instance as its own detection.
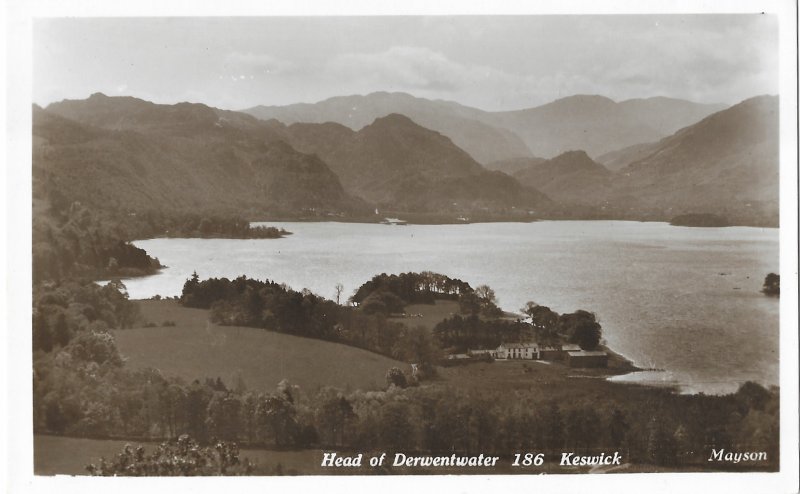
[86,435,253,476]
[385,367,408,389]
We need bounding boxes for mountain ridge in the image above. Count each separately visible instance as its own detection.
[244,91,727,161]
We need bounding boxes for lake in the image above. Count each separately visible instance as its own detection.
[123,221,779,394]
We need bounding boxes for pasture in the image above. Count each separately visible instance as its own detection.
[114,300,408,393]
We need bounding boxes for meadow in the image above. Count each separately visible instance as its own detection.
[114,300,407,393]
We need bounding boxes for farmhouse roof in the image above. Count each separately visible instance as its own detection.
[500,342,538,349]
[567,351,608,357]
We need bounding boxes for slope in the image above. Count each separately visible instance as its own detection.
[609,95,779,225]
[281,113,551,212]
[512,150,612,205]
[34,94,364,217]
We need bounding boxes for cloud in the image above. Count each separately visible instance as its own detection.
[324,45,563,108]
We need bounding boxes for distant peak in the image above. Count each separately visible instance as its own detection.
[546,150,609,173]
[553,150,591,160]
[369,113,418,127]
[89,92,109,99]
[365,91,415,99]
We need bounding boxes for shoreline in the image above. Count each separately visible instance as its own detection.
[251,216,779,229]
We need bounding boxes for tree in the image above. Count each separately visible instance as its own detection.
[609,408,629,448]
[542,402,564,452]
[474,284,502,318]
[572,320,602,350]
[207,393,242,442]
[185,381,211,442]
[318,394,355,447]
[474,285,497,305]
[762,273,779,297]
[391,325,441,372]
[379,401,414,451]
[54,313,70,347]
[646,416,677,466]
[559,311,602,350]
[334,283,344,305]
[522,302,560,345]
[385,367,407,389]
[257,395,297,447]
[67,331,123,366]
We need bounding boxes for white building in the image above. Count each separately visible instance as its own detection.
[496,342,540,360]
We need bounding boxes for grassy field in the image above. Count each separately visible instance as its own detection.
[388,300,460,331]
[436,352,654,406]
[114,300,407,393]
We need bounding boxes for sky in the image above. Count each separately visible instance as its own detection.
[32,15,779,111]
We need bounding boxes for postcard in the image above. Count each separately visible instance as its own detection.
[5,1,798,493]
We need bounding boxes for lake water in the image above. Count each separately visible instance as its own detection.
[123,221,779,394]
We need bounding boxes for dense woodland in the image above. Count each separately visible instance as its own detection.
[32,201,162,283]
[32,195,289,283]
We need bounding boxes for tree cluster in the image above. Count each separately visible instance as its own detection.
[350,272,474,307]
[33,279,140,353]
[33,201,162,283]
[151,213,289,239]
[179,274,442,367]
[434,302,603,352]
[433,315,530,352]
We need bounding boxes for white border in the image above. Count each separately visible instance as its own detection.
[5,1,798,493]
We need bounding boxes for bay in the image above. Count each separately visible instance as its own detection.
[123,220,779,394]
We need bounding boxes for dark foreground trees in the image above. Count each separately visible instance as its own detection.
[86,435,253,476]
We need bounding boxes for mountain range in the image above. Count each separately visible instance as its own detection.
[244,92,726,163]
[34,93,550,217]
[34,91,779,226]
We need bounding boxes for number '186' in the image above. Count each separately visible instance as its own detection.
[511,453,544,466]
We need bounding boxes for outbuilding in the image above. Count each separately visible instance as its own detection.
[565,350,608,368]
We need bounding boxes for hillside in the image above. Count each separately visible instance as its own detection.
[281,113,551,212]
[512,151,612,205]
[485,156,546,175]
[608,95,779,225]
[245,91,532,164]
[596,141,659,172]
[34,94,365,217]
[617,97,727,137]
[114,300,406,392]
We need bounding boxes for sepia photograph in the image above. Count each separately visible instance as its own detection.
[4,1,799,493]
